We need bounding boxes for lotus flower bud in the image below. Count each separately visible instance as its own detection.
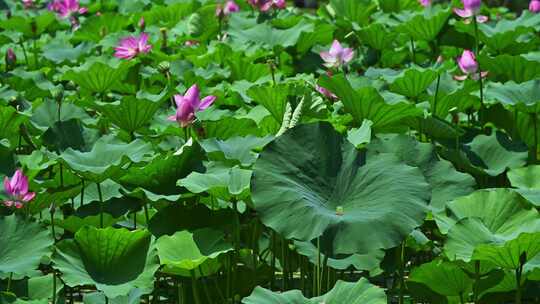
[5,48,16,70]
[138,17,145,30]
[49,202,56,214]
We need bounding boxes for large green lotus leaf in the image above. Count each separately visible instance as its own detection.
[463,131,529,176]
[73,13,131,43]
[119,140,203,195]
[52,227,158,299]
[62,58,133,94]
[42,119,87,152]
[397,6,451,41]
[0,106,27,146]
[508,165,540,206]
[437,188,540,234]
[328,0,377,26]
[438,189,540,261]
[476,12,540,53]
[140,2,196,28]
[484,80,540,114]
[294,240,383,275]
[367,134,475,211]
[156,229,232,277]
[228,19,314,49]
[178,163,251,200]
[251,122,430,255]
[357,23,395,50]
[0,215,54,278]
[408,260,473,297]
[417,115,465,140]
[0,12,56,37]
[57,214,121,234]
[30,100,91,132]
[96,93,165,133]
[319,75,422,130]
[203,117,263,139]
[200,135,273,166]
[247,84,289,123]
[60,137,153,183]
[42,34,93,64]
[148,204,234,237]
[480,54,540,84]
[388,67,438,99]
[243,278,386,304]
[6,69,57,100]
[472,232,540,270]
[83,289,143,304]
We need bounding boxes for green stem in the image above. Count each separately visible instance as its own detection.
[80,179,85,207]
[271,231,276,289]
[516,262,524,304]
[433,74,441,117]
[316,237,321,296]
[6,272,12,292]
[97,183,104,228]
[472,16,485,124]
[18,40,29,67]
[190,270,202,304]
[532,113,538,162]
[144,203,150,223]
[52,271,56,304]
[132,212,137,229]
[399,242,406,304]
[410,38,416,64]
[459,292,465,304]
[33,38,38,70]
[198,266,213,304]
[473,260,480,303]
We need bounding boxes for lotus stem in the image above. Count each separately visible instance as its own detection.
[271,231,276,289]
[472,16,485,124]
[18,39,29,67]
[32,38,38,70]
[410,38,416,64]
[97,182,104,228]
[80,179,85,207]
[143,203,150,223]
[190,270,202,304]
[532,113,538,162]
[399,241,406,304]
[516,260,525,304]
[473,260,480,303]
[133,212,137,229]
[198,266,213,304]
[316,237,321,296]
[6,272,12,292]
[52,271,56,304]
[433,74,441,117]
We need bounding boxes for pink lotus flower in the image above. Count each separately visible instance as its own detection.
[185,40,200,47]
[316,85,337,100]
[454,50,488,81]
[216,1,240,16]
[48,0,87,18]
[419,0,431,7]
[3,170,35,209]
[454,0,488,23]
[248,0,286,12]
[530,0,540,12]
[320,40,354,68]
[168,85,217,127]
[114,33,152,60]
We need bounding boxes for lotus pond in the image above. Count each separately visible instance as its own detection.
[1,0,540,303]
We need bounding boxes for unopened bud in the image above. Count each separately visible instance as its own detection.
[5,48,16,70]
[138,17,145,31]
[49,202,56,214]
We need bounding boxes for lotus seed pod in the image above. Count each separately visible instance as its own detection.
[158,61,170,72]
[335,206,344,216]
